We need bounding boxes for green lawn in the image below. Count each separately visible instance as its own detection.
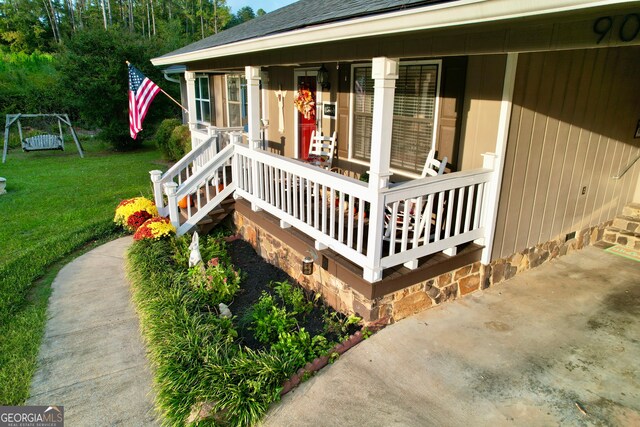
[0,139,166,405]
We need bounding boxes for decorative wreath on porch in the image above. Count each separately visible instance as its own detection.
[294,88,316,120]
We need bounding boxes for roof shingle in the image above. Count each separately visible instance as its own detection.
[159,0,449,59]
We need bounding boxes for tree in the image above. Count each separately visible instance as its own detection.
[223,5,254,30]
[57,28,180,149]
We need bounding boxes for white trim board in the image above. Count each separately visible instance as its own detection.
[152,0,628,66]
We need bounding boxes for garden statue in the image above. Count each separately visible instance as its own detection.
[189,231,203,267]
[218,303,232,318]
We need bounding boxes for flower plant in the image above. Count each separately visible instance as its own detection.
[133,217,176,241]
[188,256,242,305]
[114,196,158,232]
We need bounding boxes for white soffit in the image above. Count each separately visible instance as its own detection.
[151,0,632,65]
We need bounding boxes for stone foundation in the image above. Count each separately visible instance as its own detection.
[482,222,610,288]
[234,208,611,324]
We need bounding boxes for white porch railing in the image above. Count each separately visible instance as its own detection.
[151,131,496,281]
[380,169,493,269]
[234,144,372,268]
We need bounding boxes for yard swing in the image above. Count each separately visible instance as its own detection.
[2,114,85,163]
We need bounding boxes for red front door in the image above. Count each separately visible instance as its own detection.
[297,76,317,159]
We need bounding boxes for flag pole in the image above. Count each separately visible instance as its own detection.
[126,61,189,113]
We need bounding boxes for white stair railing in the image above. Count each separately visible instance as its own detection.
[164,143,236,236]
[150,134,218,216]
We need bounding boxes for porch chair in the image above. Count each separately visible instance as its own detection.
[383,148,448,243]
[307,131,337,169]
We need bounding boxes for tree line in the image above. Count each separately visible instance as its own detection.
[0,0,265,54]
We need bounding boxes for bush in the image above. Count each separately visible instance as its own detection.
[154,118,181,159]
[166,124,191,160]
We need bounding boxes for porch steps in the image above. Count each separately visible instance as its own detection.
[602,203,640,250]
[179,197,235,235]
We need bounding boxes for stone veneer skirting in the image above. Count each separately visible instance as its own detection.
[233,203,611,324]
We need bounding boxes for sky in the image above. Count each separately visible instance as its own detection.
[225,0,297,14]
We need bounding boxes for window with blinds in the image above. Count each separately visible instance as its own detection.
[351,62,440,174]
[195,75,211,124]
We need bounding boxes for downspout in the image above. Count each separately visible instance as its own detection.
[163,72,181,84]
[481,52,519,265]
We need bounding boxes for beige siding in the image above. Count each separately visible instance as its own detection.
[493,47,640,259]
[459,55,506,170]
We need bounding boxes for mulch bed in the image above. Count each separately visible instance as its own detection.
[226,238,341,350]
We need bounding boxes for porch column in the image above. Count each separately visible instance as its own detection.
[481,52,518,265]
[364,57,399,282]
[245,66,262,211]
[184,71,198,149]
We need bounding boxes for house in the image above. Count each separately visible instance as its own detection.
[150,0,640,322]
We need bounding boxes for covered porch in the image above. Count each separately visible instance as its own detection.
[151,55,511,283]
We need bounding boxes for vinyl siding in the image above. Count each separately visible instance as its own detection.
[492,47,640,259]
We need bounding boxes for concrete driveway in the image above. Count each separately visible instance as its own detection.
[263,245,640,426]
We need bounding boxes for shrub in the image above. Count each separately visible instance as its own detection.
[154,118,182,160]
[187,256,241,306]
[249,293,297,345]
[166,124,191,160]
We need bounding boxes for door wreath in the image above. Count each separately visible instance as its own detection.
[294,88,316,120]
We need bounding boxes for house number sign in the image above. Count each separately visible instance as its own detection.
[594,14,640,44]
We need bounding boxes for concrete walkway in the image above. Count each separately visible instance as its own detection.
[263,246,640,426]
[27,237,157,425]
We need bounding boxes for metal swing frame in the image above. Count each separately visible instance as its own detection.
[3,114,85,163]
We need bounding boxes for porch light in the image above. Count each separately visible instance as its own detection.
[302,256,314,275]
[317,64,330,90]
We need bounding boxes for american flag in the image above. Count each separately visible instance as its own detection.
[128,63,161,139]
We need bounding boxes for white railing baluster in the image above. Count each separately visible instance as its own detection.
[329,188,336,239]
[347,195,355,249]
[464,185,474,233]
[445,189,455,239]
[356,199,365,254]
[474,183,484,229]
[338,192,345,243]
[455,187,464,236]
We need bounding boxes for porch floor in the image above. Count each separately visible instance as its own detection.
[235,199,483,300]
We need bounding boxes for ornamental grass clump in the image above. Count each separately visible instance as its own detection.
[133,217,176,241]
[114,196,158,232]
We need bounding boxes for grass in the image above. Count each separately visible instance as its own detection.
[0,138,165,405]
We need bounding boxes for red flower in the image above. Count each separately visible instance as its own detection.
[126,210,152,231]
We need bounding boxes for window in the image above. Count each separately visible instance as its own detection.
[194,75,211,124]
[351,61,440,175]
[226,74,248,130]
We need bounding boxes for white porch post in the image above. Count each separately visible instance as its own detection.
[246,66,262,211]
[164,182,180,229]
[480,52,518,265]
[184,71,198,149]
[364,57,399,282]
[149,170,165,216]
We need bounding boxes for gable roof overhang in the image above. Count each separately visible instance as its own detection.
[151,0,633,67]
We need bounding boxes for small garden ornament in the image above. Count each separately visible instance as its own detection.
[189,231,203,267]
[218,303,232,318]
